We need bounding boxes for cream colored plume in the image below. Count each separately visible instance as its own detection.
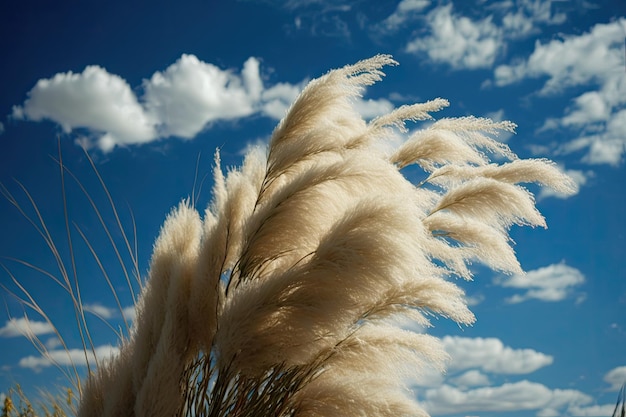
[76,55,575,417]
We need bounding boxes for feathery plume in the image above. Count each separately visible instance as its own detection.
[6,55,574,416]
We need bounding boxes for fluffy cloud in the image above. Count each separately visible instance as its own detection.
[401,1,568,70]
[604,366,626,391]
[12,65,157,151]
[449,370,490,388]
[143,55,261,139]
[260,81,307,120]
[443,336,554,374]
[18,344,118,370]
[406,4,502,69]
[494,20,625,91]
[352,97,395,119]
[0,317,54,338]
[497,263,585,303]
[12,56,304,152]
[12,55,396,152]
[421,380,593,415]
[414,336,618,415]
[494,19,626,165]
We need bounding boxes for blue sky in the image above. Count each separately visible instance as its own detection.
[0,0,625,415]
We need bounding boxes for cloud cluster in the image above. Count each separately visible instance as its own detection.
[12,56,302,151]
[12,54,396,151]
[410,335,621,416]
[405,4,502,69]
[496,262,586,303]
[422,380,594,416]
[388,1,568,70]
[495,19,626,165]
[371,2,624,167]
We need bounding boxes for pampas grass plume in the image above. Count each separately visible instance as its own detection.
[6,55,576,417]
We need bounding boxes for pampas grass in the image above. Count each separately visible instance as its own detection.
[3,55,576,416]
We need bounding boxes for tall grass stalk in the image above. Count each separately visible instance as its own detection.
[3,55,576,417]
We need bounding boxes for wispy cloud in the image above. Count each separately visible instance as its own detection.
[498,0,566,38]
[376,0,431,32]
[0,317,54,338]
[496,263,586,303]
[18,344,119,370]
[84,303,136,322]
[242,0,354,37]
[494,19,626,165]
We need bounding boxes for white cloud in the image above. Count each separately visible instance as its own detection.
[122,306,136,322]
[406,4,503,70]
[449,370,490,388]
[400,1,568,70]
[84,303,116,319]
[0,121,4,135]
[44,337,62,350]
[443,336,554,374]
[13,56,305,152]
[12,65,157,151]
[12,54,404,152]
[260,81,306,120]
[494,19,626,165]
[500,0,566,38]
[377,0,431,32]
[495,19,625,92]
[0,317,54,338]
[18,344,118,370]
[142,55,261,139]
[604,366,626,391]
[352,97,394,119]
[497,263,585,303]
[422,380,593,415]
